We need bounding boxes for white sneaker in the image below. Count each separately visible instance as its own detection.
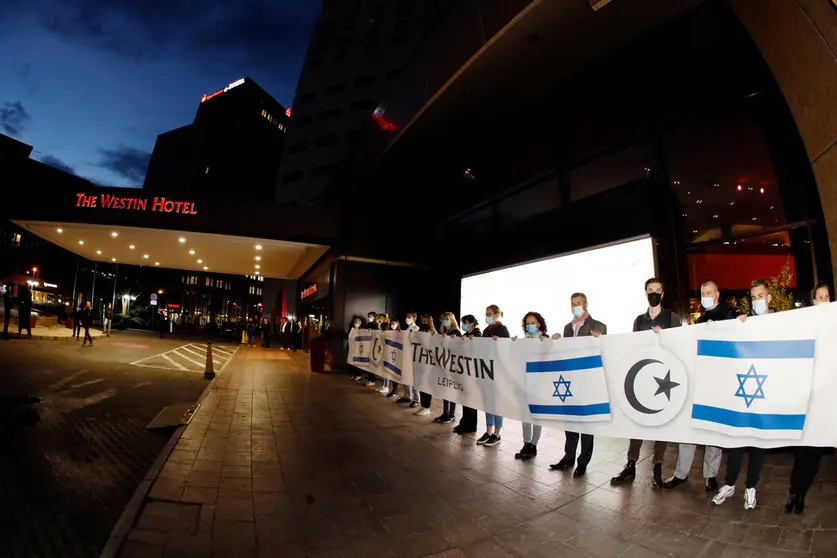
[414,407,431,416]
[712,484,735,506]
[378,387,389,393]
[743,487,757,510]
[364,381,375,387]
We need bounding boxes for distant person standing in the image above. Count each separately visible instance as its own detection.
[81,301,94,347]
[3,282,13,339]
[73,292,84,339]
[17,284,32,339]
[103,303,113,337]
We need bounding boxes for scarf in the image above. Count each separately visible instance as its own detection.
[571,312,589,326]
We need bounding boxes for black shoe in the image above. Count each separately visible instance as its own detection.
[785,494,798,514]
[611,461,637,484]
[652,464,663,489]
[439,414,454,424]
[705,477,718,492]
[453,424,477,434]
[573,465,587,477]
[523,443,537,460]
[795,494,805,514]
[386,392,398,398]
[396,397,411,404]
[515,442,536,460]
[663,475,688,489]
[476,432,491,445]
[484,434,501,447]
[433,414,446,423]
[550,457,575,471]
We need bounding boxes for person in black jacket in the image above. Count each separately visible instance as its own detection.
[664,279,736,492]
[80,301,94,347]
[454,315,481,434]
[363,311,381,387]
[434,312,462,424]
[73,292,84,339]
[17,284,32,339]
[477,304,510,447]
[3,282,13,339]
[414,315,437,416]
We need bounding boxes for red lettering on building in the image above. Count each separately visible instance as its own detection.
[301,284,318,299]
[76,193,198,215]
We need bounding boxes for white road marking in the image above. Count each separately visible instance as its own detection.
[70,378,105,389]
[49,371,87,390]
[180,345,223,364]
[133,382,153,389]
[161,353,187,370]
[129,343,237,372]
[172,350,204,368]
[69,388,118,409]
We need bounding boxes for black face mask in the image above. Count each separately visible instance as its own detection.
[647,292,662,307]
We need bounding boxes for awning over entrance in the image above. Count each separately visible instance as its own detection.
[13,221,328,279]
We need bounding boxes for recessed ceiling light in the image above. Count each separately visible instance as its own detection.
[155,262,160,266]
[143,254,149,259]
[179,237,186,243]
[189,249,195,255]
[96,250,102,255]
[255,271,260,275]
[79,240,84,245]
[111,232,118,238]
[255,265,260,269]
[111,258,117,262]
[203,266,208,270]
[255,256,261,261]
[255,245,262,250]
[129,245,135,250]
[57,228,63,233]
[197,259,203,264]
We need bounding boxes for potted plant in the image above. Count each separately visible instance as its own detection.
[309,334,327,372]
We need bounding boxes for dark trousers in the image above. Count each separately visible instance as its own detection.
[790,446,823,496]
[725,447,765,489]
[73,315,81,337]
[18,311,31,337]
[83,327,92,345]
[262,332,270,348]
[420,392,432,409]
[459,406,478,429]
[564,432,594,466]
[443,400,456,417]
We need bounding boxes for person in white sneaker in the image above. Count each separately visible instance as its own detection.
[413,315,436,416]
[712,278,775,510]
[477,305,510,447]
[397,313,422,407]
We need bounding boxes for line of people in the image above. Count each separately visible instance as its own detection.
[349,276,832,513]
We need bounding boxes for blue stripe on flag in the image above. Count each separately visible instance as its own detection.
[528,403,611,416]
[691,404,806,431]
[352,356,369,363]
[385,339,403,350]
[697,339,815,360]
[356,335,372,342]
[383,361,401,375]
[526,355,603,373]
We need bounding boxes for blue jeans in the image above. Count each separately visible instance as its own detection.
[485,413,504,429]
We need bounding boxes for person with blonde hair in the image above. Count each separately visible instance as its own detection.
[435,312,462,424]
[478,304,510,447]
[414,314,436,416]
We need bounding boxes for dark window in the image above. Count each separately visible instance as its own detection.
[320,108,342,119]
[283,171,303,183]
[354,74,376,88]
[334,50,349,62]
[326,83,346,95]
[341,23,356,32]
[311,58,325,69]
[392,33,412,46]
[337,36,354,46]
[298,92,318,104]
[363,41,381,52]
[346,129,360,141]
[350,100,376,113]
[296,115,313,127]
[395,19,411,30]
[310,165,332,177]
[316,135,338,147]
[286,143,308,154]
[385,69,401,80]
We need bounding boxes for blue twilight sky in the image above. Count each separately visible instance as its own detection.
[0,0,319,187]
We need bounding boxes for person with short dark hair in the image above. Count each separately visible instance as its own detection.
[80,301,94,347]
[454,314,482,435]
[514,311,549,461]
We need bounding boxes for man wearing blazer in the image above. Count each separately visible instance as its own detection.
[549,292,607,477]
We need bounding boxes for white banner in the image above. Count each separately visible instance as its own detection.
[348,303,837,448]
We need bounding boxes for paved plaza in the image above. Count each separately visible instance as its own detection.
[118,348,837,558]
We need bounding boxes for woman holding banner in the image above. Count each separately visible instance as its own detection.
[454,316,482,435]
[435,312,462,424]
[514,312,549,460]
[478,305,510,448]
[414,315,437,416]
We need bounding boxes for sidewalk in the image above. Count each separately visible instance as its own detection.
[113,347,837,558]
[3,325,106,340]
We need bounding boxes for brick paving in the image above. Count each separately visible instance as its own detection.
[119,347,837,558]
[0,333,213,557]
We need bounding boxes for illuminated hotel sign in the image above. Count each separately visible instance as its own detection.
[285,107,291,117]
[301,284,318,299]
[200,78,245,103]
[43,282,58,288]
[75,193,198,215]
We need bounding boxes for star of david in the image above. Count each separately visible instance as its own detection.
[552,375,573,403]
[358,344,364,355]
[390,349,397,361]
[734,364,767,408]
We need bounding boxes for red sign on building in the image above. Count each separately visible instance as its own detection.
[301,284,318,299]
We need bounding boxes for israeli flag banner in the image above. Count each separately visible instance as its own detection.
[691,337,816,440]
[525,349,612,422]
[352,333,373,365]
[383,337,403,377]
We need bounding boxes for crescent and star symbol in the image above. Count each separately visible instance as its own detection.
[624,358,681,415]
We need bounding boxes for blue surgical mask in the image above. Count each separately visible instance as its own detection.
[485,316,495,325]
[525,324,539,335]
[701,297,716,311]
[441,319,451,328]
[353,322,361,328]
[368,316,375,322]
[571,306,585,319]
[752,299,768,316]
[461,323,470,332]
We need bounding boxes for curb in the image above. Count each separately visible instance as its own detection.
[99,344,242,558]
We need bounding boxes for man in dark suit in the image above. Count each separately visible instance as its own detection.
[3,282,14,339]
[549,292,607,477]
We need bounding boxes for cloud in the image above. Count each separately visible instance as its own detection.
[97,147,151,186]
[0,101,31,136]
[40,154,76,174]
[37,0,319,77]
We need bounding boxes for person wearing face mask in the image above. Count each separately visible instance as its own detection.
[434,312,462,424]
[712,278,775,511]
[612,278,680,489]
[549,293,607,477]
[781,282,832,514]
[414,315,437,416]
[397,312,422,407]
[664,279,735,492]
[380,319,402,397]
[477,305,510,447]
[513,312,549,460]
[363,312,382,387]
[454,315,481,434]
[348,316,366,381]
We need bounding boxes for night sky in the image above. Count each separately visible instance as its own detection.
[0,0,318,188]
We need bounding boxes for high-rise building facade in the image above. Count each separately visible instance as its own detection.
[275,0,454,205]
[144,77,289,201]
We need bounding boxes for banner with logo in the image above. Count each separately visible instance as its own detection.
[348,303,837,448]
